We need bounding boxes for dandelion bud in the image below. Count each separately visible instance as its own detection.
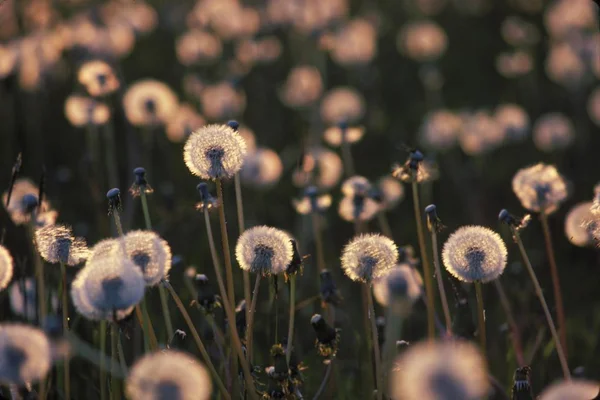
[442,226,507,283]
[285,239,304,276]
[129,167,154,198]
[498,209,516,225]
[311,314,340,362]
[235,300,247,339]
[0,323,52,385]
[226,120,240,131]
[512,163,568,214]
[425,204,444,232]
[235,226,293,276]
[320,270,342,305]
[341,234,398,282]
[22,193,39,213]
[0,245,14,291]
[268,344,289,381]
[538,380,599,400]
[34,224,89,266]
[511,366,533,400]
[106,188,122,214]
[194,274,220,314]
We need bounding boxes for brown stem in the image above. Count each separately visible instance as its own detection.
[474,282,487,359]
[366,285,383,400]
[247,274,261,362]
[430,230,452,335]
[493,279,525,366]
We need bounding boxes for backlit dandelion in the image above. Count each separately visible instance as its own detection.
[240,148,283,188]
[9,278,58,321]
[280,66,323,108]
[119,230,172,286]
[176,30,222,66]
[126,350,212,400]
[0,323,52,385]
[2,178,57,227]
[398,20,448,62]
[512,163,568,214]
[323,125,365,147]
[544,0,597,40]
[373,264,422,307]
[341,234,398,282]
[442,225,507,283]
[320,87,365,125]
[198,81,246,121]
[123,79,179,127]
[0,245,14,291]
[165,103,206,143]
[377,176,404,211]
[495,103,529,141]
[501,16,540,47]
[419,110,462,151]
[539,379,599,400]
[458,111,504,155]
[292,147,343,190]
[390,340,489,400]
[496,50,533,78]
[235,226,293,276]
[34,224,89,266]
[328,19,377,65]
[533,113,575,152]
[565,202,597,247]
[184,124,247,180]
[392,157,438,183]
[77,60,120,97]
[338,195,380,222]
[293,187,332,215]
[545,42,586,89]
[64,95,111,127]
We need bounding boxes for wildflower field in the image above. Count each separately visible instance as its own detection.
[1,0,600,399]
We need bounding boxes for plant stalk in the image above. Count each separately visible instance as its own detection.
[234,172,252,355]
[60,262,71,400]
[286,275,297,364]
[474,281,487,359]
[110,323,120,400]
[100,320,107,400]
[430,230,452,335]
[493,279,525,366]
[247,274,261,362]
[366,286,383,400]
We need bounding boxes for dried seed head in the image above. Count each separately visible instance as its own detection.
[495,103,530,141]
[121,230,172,286]
[240,148,283,188]
[458,111,504,155]
[123,79,178,126]
[398,20,448,62]
[327,19,377,66]
[564,202,597,247]
[0,323,51,385]
[34,224,89,266]
[390,340,489,400]
[512,163,568,214]
[341,234,398,282]
[126,350,212,400]
[419,110,462,151]
[539,379,599,400]
[338,195,380,222]
[0,245,14,291]
[184,124,247,180]
[176,30,222,66]
[392,154,438,183]
[280,65,323,108]
[106,188,122,214]
[2,178,57,227]
[195,182,219,211]
[442,226,507,283]
[320,87,365,125]
[293,186,332,215]
[236,226,294,276]
[9,278,58,321]
[373,264,423,310]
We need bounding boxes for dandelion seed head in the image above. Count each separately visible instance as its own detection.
[0,324,51,386]
[458,111,504,155]
[419,110,462,151]
[390,340,489,400]
[539,379,599,400]
[123,79,178,127]
[0,246,14,291]
[121,230,172,286]
[236,226,293,276]
[373,264,423,309]
[240,148,283,188]
[545,42,586,89]
[398,20,448,62]
[165,103,206,143]
[34,224,89,266]
[323,125,365,147]
[280,66,323,108]
[320,87,365,125]
[338,195,380,222]
[198,81,246,121]
[176,30,222,66]
[328,19,377,65]
[77,60,120,97]
[495,103,530,141]
[2,178,57,227]
[341,234,398,282]
[392,159,438,183]
[293,148,343,190]
[512,163,568,214]
[544,0,597,40]
[126,350,212,400]
[442,226,507,283]
[501,16,540,47]
[564,202,597,247]
[496,50,533,78]
[378,176,404,211]
[293,191,332,214]
[341,176,371,197]
[65,95,111,127]
[533,113,575,152]
[184,124,247,180]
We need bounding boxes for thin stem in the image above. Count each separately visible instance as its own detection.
[112,212,124,237]
[66,332,125,378]
[341,137,355,178]
[539,212,568,358]
[162,280,232,400]
[247,274,261,362]
[140,298,158,351]
[28,223,46,324]
[511,227,571,379]
[100,320,107,400]
[286,275,297,364]
[493,279,525,367]
[312,361,334,400]
[205,313,230,387]
[382,306,404,394]
[116,329,128,375]
[134,305,158,351]
[60,262,71,400]
[139,191,153,232]
[411,181,435,339]
[310,213,326,274]
[234,172,252,353]
[474,282,487,359]
[430,230,452,335]
[366,286,383,400]
[377,212,393,239]
[110,323,119,400]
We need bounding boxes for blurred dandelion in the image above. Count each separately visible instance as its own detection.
[292,187,332,215]
[377,176,404,211]
[512,163,568,214]
[495,103,530,141]
[496,50,533,78]
[240,148,283,188]
[326,19,377,66]
[545,42,587,89]
[198,81,246,121]
[235,37,282,66]
[280,66,323,108]
[320,87,365,125]
[341,234,398,282]
[235,226,293,276]
[176,30,222,66]
[544,0,598,40]
[0,324,52,386]
[392,155,438,183]
[77,60,120,97]
[419,110,462,151]
[323,125,365,147]
[184,123,247,180]
[373,264,422,308]
[120,230,172,286]
[0,45,17,79]
[588,87,600,126]
[533,113,575,152]
[123,79,179,127]
[539,379,599,400]
[501,16,540,47]
[397,20,448,62]
[34,224,89,266]
[126,350,212,400]
[458,111,504,155]
[165,104,206,143]
[390,340,489,400]
[0,245,14,291]
[9,278,58,321]
[292,147,343,190]
[2,178,57,227]
[565,202,597,247]
[338,176,380,223]
[64,95,111,127]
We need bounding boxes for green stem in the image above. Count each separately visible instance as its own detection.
[474,282,486,359]
[382,306,404,394]
[366,286,383,400]
[60,262,71,400]
[100,320,107,400]
[341,136,355,178]
[411,181,435,339]
[430,230,452,335]
[110,323,119,400]
[493,279,525,367]
[286,275,297,364]
[139,191,153,232]
[377,212,393,239]
[116,329,128,375]
[511,227,571,380]
[247,274,261,363]
[140,298,158,351]
[66,332,125,378]
[112,212,124,237]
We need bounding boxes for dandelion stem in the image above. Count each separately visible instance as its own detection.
[112,212,124,237]
[341,135,355,177]
[66,332,125,378]
[382,307,403,395]
[110,323,120,400]
[539,211,567,358]
[430,230,452,335]
[204,313,230,387]
[286,275,297,364]
[474,282,487,359]
[134,304,158,351]
[493,279,525,367]
[162,280,233,400]
[100,320,107,400]
[116,329,128,375]
[140,298,158,351]
[377,212,393,239]
[411,181,435,339]
[139,191,152,232]
[366,285,383,400]
[312,360,334,400]
[60,261,71,400]
[247,274,261,363]
[310,213,326,274]
[510,227,571,379]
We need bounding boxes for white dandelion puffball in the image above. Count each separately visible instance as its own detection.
[34,224,89,266]
[565,202,597,247]
[442,226,507,283]
[390,340,489,400]
[373,264,423,308]
[341,234,398,282]
[9,278,58,321]
[0,323,51,385]
[121,230,172,286]
[236,226,293,276]
[184,124,247,180]
[512,163,568,214]
[126,350,212,400]
[539,379,599,400]
[0,245,14,291]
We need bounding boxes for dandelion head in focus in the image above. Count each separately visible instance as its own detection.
[240,148,283,188]
[495,103,529,141]
[341,233,398,282]
[565,202,597,247]
[442,225,507,283]
[235,226,294,276]
[496,50,533,78]
[77,60,120,97]
[0,246,13,291]
[390,340,489,400]
[539,379,599,400]
[512,163,568,214]
[198,81,246,121]
[280,66,323,108]
[292,147,343,190]
[320,87,365,125]
[123,79,179,127]
[377,176,404,211]
[126,350,212,400]
[176,30,222,66]
[323,124,365,147]
[184,124,247,180]
[121,230,172,286]
[0,323,51,386]
[64,95,111,127]
[419,110,462,151]
[397,20,448,62]
[373,264,422,312]
[2,178,57,227]
[165,103,206,144]
[34,224,89,266]
[532,113,575,153]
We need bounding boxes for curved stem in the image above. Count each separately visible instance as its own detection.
[247,275,261,362]
[286,275,297,364]
[60,262,71,400]
[411,182,435,339]
[511,227,571,379]
[474,282,486,359]
[430,230,452,335]
[366,286,383,400]
[312,361,334,400]
[66,332,125,378]
[493,279,525,366]
[234,173,252,356]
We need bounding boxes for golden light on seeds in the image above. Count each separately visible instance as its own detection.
[165,104,206,143]
[281,66,323,108]
[328,19,377,65]
[64,95,111,127]
[398,20,448,62]
[320,87,365,125]
[199,82,246,121]
[176,30,222,66]
[77,60,120,97]
[123,79,179,127]
[545,42,586,88]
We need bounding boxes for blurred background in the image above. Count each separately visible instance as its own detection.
[0,0,599,398]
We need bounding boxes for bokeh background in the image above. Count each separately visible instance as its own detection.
[1,0,600,398]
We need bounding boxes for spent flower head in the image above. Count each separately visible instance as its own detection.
[442,225,507,283]
[512,163,568,214]
[311,314,340,362]
[34,224,89,266]
[0,324,52,386]
[129,167,154,197]
[0,245,14,291]
[341,234,398,282]
[320,87,365,125]
[235,226,294,276]
[64,95,111,127]
[240,147,283,188]
[2,178,57,227]
[293,186,332,215]
[106,188,122,215]
[323,124,365,147]
[392,150,438,183]
[293,147,343,190]
[77,60,120,97]
[195,182,219,212]
[533,113,575,153]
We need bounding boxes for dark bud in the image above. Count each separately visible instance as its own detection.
[133,167,148,186]
[304,185,320,212]
[235,300,247,340]
[194,274,220,314]
[144,99,156,115]
[285,239,303,276]
[171,255,184,268]
[376,316,385,348]
[106,188,122,215]
[407,149,424,174]
[396,340,410,354]
[499,209,517,226]
[195,182,218,211]
[320,270,342,305]
[269,344,289,381]
[226,120,240,131]
[425,204,445,233]
[21,194,39,214]
[130,167,153,197]
[511,366,534,400]
[310,314,337,344]
[337,120,348,132]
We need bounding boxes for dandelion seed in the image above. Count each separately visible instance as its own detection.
[165,104,206,144]
[533,113,575,153]
[34,224,89,266]
[373,264,423,308]
[0,245,14,291]
[539,379,599,400]
[2,178,57,227]
[323,124,365,147]
[64,95,111,127]
[77,60,120,97]
[126,350,212,400]
[123,79,179,127]
[240,148,283,188]
[292,147,343,190]
[442,225,507,283]
[341,234,398,282]
[0,324,52,386]
[280,66,323,108]
[564,202,597,247]
[235,226,293,276]
[390,340,489,400]
[184,124,247,180]
[397,20,448,62]
[320,87,365,125]
[512,163,568,214]
[419,110,462,151]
